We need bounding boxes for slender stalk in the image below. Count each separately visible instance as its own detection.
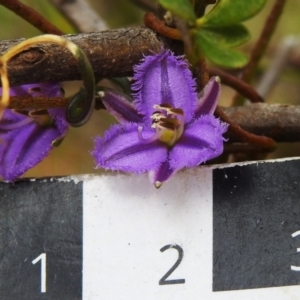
[209,68,264,103]
[8,96,68,109]
[194,57,209,90]
[0,0,63,35]
[143,12,181,40]
[232,0,286,105]
[215,106,276,150]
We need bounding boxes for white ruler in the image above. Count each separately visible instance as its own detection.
[79,158,300,300]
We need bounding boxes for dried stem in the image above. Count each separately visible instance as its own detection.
[233,0,286,105]
[209,68,264,103]
[8,95,68,109]
[0,0,63,35]
[143,12,181,40]
[215,106,276,150]
[194,57,209,90]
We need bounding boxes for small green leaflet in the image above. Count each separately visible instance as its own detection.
[194,29,249,68]
[198,24,250,48]
[197,0,267,26]
[159,0,196,23]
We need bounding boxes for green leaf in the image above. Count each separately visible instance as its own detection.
[200,24,250,48]
[194,29,249,68]
[159,0,196,23]
[197,0,267,26]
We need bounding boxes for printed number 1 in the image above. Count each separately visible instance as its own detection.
[32,253,47,293]
[159,244,185,285]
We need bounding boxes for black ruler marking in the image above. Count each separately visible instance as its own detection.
[213,160,300,291]
[0,179,83,300]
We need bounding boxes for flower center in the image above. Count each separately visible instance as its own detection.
[138,104,184,147]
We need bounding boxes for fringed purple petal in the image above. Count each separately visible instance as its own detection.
[0,109,68,181]
[99,89,142,123]
[194,76,221,117]
[132,50,197,125]
[148,159,176,188]
[92,123,168,173]
[169,115,228,170]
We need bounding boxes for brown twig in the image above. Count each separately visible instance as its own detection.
[209,67,264,103]
[194,57,210,91]
[8,96,68,110]
[0,0,63,35]
[233,0,286,104]
[215,106,276,150]
[143,12,181,40]
[242,0,286,82]
[0,28,163,86]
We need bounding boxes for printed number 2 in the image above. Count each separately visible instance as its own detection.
[159,244,185,285]
[32,253,47,293]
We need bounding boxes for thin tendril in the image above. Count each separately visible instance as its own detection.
[0,34,95,127]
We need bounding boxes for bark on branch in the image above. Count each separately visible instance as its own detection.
[222,103,300,143]
[0,26,166,85]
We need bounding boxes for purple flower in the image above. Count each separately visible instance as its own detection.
[92,50,228,188]
[0,83,68,181]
